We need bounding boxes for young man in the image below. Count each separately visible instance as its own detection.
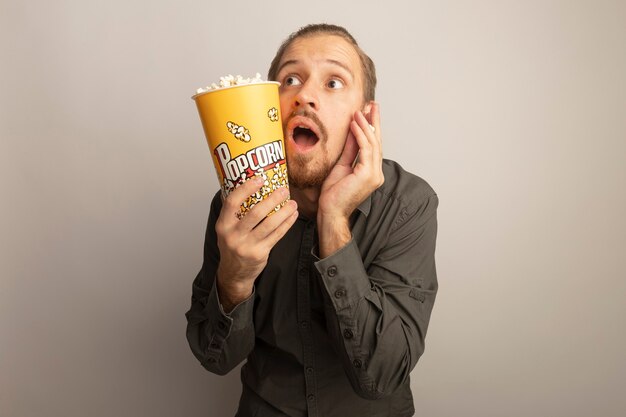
[186,24,438,417]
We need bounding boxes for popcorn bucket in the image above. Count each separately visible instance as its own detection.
[192,82,289,218]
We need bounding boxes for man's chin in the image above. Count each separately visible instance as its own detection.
[287,156,330,189]
[289,176,325,189]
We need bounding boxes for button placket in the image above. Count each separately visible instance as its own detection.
[297,220,319,417]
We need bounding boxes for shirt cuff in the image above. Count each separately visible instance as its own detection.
[313,239,371,311]
[209,282,255,333]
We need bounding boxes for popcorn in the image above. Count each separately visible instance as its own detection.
[196,73,265,94]
[267,107,279,122]
[226,121,251,143]
[236,163,290,219]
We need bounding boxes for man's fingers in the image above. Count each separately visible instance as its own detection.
[262,208,299,250]
[359,103,381,146]
[337,103,381,172]
[252,199,298,241]
[336,131,359,167]
[363,101,380,126]
[355,110,377,143]
[354,109,382,161]
[238,186,290,230]
[369,102,382,157]
[222,177,264,213]
[370,102,381,135]
[350,118,373,162]
[217,186,293,262]
[350,107,384,189]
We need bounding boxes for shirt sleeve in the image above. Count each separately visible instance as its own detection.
[313,193,439,399]
[185,191,255,376]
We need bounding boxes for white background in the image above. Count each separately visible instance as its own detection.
[2,0,625,416]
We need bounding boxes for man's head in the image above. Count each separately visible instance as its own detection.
[268,24,377,189]
[268,24,377,103]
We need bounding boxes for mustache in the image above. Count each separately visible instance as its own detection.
[285,109,328,141]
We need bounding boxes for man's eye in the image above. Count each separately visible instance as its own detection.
[327,79,344,89]
[284,76,301,86]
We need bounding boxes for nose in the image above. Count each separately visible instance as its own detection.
[293,80,318,111]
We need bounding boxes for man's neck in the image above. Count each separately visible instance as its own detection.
[290,186,320,220]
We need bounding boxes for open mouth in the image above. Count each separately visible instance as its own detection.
[287,116,322,152]
[293,126,319,149]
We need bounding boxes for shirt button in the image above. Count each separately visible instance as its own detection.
[353,359,362,368]
[334,288,346,298]
[306,367,314,374]
[300,321,309,329]
[307,394,315,401]
[327,266,338,277]
[343,329,354,339]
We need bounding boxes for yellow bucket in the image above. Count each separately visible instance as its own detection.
[192,82,289,217]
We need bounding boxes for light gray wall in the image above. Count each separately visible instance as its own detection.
[2,1,625,416]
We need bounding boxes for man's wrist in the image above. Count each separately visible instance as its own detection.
[216,277,253,313]
[317,214,352,258]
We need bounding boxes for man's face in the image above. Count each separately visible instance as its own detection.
[276,34,367,188]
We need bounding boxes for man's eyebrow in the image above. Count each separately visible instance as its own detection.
[326,59,355,80]
[276,59,298,75]
[276,59,355,79]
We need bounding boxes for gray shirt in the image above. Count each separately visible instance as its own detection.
[186,159,439,417]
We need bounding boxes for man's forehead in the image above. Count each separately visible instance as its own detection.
[279,34,361,72]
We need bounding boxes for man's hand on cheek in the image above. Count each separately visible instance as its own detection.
[317,102,384,257]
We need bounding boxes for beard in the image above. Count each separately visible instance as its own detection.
[286,145,333,188]
[283,109,337,189]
